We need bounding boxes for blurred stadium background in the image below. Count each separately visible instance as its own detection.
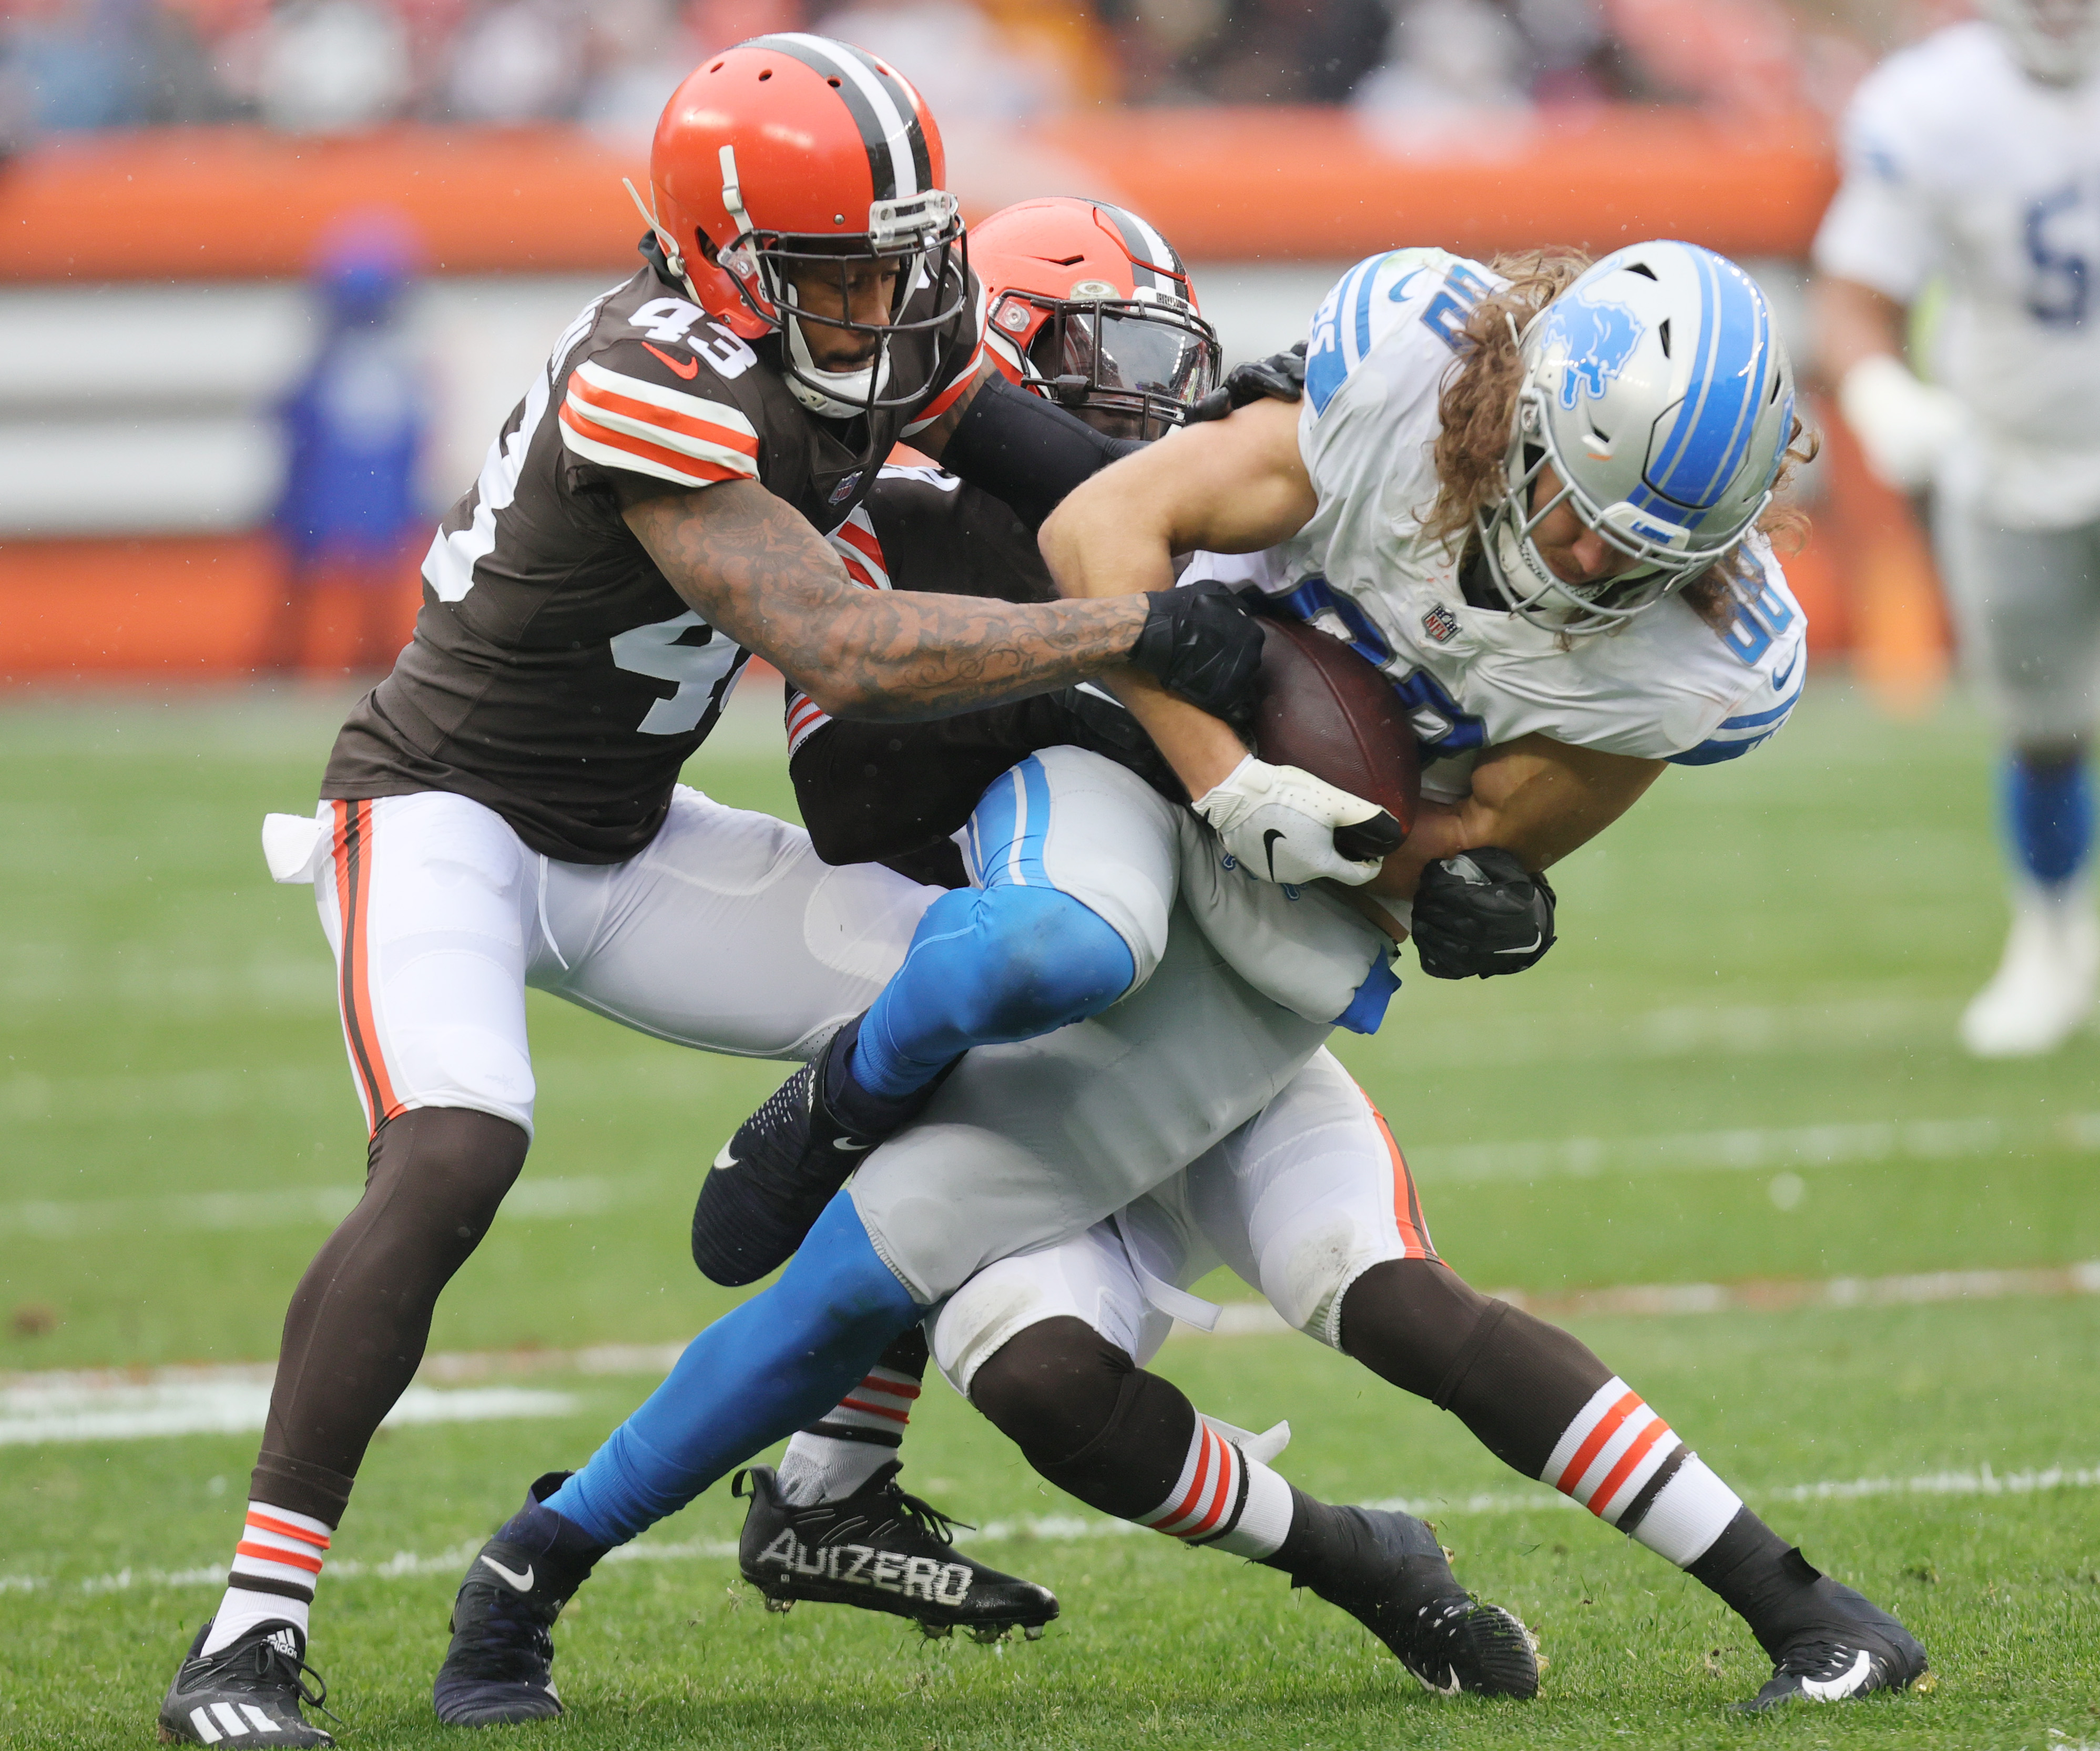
[5,1,2099,1743]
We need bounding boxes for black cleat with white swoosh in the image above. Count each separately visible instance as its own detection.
[158,1620,337,1746]
[693,1012,950,1286]
[432,1472,607,1728]
[1737,1562,1928,1712]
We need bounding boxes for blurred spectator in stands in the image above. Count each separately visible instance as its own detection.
[1099,0,1389,103]
[1354,0,1635,119]
[442,0,586,121]
[2,0,240,131]
[262,210,430,678]
[216,0,410,128]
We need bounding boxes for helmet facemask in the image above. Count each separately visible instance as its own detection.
[998,287,1221,440]
[1476,381,1768,635]
[717,185,970,422]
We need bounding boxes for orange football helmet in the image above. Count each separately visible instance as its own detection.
[972,197,1220,440]
[642,34,969,418]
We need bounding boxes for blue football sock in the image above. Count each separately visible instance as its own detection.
[545,1195,921,1548]
[2003,753,2093,890]
[850,883,1136,1100]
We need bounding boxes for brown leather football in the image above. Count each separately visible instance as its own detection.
[1250,615,1421,843]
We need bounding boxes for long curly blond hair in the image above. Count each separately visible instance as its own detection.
[1422,248,1816,632]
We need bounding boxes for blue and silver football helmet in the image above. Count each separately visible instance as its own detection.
[1479,240,1795,635]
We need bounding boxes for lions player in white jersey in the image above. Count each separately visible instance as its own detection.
[1814,0,2100,1055]
[444,239,1924,1716]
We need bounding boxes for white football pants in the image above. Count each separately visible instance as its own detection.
[927,1047,1439,1395]
[273,786,936,1138]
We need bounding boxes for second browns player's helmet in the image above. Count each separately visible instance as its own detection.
[1980,0,2100,81]
[641,34,969,419]
[1480,240,1795,636]
[972,198,1221,440]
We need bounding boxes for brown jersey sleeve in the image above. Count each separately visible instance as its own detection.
[555,306,771,499]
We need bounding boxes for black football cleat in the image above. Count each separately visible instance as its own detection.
[158,1620,337,1747]
[432,1471,607,1727]
[1738,1559,1929,1712]
[1289,1506,1539,1698]
[694,1014,946,1286]
[735,1461,1058,1641]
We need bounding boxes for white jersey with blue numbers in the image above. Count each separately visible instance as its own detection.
[1814,22,2100,527]
[1184,247,1805,801]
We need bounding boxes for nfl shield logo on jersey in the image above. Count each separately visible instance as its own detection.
[1422,604,1459,644]
[829,472,863,505]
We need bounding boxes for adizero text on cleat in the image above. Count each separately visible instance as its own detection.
[432,1471,606,1727]
[158,1620,336,1747]
[735,1461,1058,1637]
[694,1014,944,1286]
[1739,1572,1929,1712]
[1290,1506,1539,1698]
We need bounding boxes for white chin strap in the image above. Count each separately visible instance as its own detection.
[784,313,892,419]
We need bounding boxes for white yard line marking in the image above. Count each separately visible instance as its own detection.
[9,1460,2096,1599]
[8,1255,2091,1412]
[12,1104,2096,1243]
[0,1176,629,1240]
[0,1380,574,1448]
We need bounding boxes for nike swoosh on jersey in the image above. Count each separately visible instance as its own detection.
[1262,827,1287,881]
[1772,648,1799,691]
[712,1142,738,1172]
[641,341,701,380]
[1387,268,1425,304]
[1495,930,1545,955]
[480,1555,535,1592]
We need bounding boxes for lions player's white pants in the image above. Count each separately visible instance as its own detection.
[1937,496,2100,744]
[926,1048,1437,1396]
[273,787,936,1138]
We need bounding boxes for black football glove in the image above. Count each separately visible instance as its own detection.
[1188,342,1307,423]
[1130,580,1265,725]
[1411,847,1556,979]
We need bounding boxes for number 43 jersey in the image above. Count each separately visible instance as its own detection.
[1814,22,2100,526]
[323,254,982,864]
[1185,247,1806,802]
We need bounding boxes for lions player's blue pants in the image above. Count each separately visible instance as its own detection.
[850,751,1177,1099]
[546,1194,918,1545]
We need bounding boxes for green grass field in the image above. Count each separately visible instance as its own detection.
[3,678,2097,1748]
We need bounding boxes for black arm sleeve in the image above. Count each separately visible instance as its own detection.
[938,371,1145,532]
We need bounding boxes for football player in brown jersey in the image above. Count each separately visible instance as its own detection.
[156,37,1308,1748]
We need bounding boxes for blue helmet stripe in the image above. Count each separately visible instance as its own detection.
[1645,250,1769,514]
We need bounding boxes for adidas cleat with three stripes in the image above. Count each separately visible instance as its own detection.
[157,1620,336,1747]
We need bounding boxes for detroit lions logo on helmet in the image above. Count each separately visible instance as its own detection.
[1544,293,1645,410]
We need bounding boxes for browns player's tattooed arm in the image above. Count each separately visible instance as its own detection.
[624,479,1148,720]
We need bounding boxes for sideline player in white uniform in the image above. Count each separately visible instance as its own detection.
[1814,0,2100,1055]
[447,240,1924,1713]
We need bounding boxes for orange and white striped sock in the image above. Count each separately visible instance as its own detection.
[1135,1419,1294,1560]
[199,1502,333,1654]
[1541,1377,1743,1566]
[776,1362,922,1506]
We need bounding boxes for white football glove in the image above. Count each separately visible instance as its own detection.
[1191,755,1395,887]
[1839,353,1962,493]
